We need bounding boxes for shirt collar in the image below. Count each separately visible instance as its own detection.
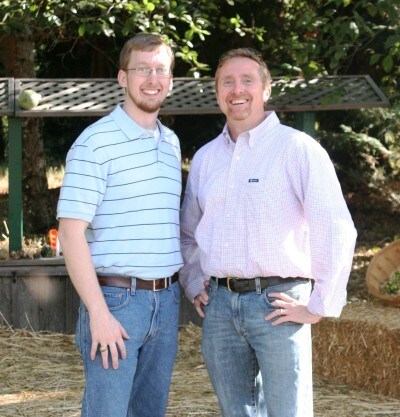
[110,104,164,140]
[222,111,280,148]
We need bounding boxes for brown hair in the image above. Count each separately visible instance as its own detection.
[215,48,272,87]
[119,33,175,71]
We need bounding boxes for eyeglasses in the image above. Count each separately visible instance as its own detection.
[125,67,171,77]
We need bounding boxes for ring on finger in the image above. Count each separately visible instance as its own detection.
[100,345,108,353]
[280,308,284,315]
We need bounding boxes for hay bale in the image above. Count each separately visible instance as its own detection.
[313,300,400,399]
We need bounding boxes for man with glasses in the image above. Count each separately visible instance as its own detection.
[57,33,182,417]
[180,48,357,417]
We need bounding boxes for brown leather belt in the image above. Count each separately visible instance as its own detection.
[211,276,309,293]
[98,274,178,291]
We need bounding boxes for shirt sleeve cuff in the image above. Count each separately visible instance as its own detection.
[307,292,345,318]
[183,279,208,302]
[57,210,94,223]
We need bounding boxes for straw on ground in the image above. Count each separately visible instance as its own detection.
[0,323,399,417]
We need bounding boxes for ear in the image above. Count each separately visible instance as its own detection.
[118,69,127,88]
[169,78,173,92]
[263,88,270,103]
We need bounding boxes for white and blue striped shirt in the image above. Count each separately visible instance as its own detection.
[57,105,183,279]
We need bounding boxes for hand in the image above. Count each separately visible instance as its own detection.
[89,311,130,370]
[193,280,210,318]
[265,292,322,325]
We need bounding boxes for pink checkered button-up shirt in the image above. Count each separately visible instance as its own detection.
[180,111,357,317]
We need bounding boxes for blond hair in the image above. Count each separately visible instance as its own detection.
[119,33,175,71]
[215,48,272,87]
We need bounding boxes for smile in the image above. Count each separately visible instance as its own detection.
[230,99,248,105]
[142,89,159,95]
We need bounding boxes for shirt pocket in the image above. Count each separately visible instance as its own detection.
[243,175,293,221]
[243,177,271,216]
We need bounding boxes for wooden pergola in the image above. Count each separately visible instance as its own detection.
[0,75,390,252]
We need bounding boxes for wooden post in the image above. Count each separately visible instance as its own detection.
[8,117,23,252]
[296,111,316,137]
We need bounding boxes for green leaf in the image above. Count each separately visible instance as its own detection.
[366,3,377,17]
[146,3,155,11]
[390,46,399,57]
[382,55,393,73]
[370,53,382,65]
[184,29,193,40]
[385,35,400,49]
[78,24,85,36]
[308,61,319,71]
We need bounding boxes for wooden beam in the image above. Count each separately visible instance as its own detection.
[8,118,23,252]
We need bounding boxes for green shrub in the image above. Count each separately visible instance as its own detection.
[318,108,400,211]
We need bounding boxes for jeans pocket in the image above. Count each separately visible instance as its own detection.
[169,281,181,304]
[203,281,216,310]
[263,280,312,309]
[102,286,130,311]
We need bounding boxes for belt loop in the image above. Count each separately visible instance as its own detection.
[130,277,137,296]
[255,277,261,295]
[215,278,219,290]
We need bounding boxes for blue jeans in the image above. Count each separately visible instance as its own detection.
[75,281,180,417]
[202,279,313,417]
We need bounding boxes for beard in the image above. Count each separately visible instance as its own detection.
[128,90,166,114]
[226,106,251,121]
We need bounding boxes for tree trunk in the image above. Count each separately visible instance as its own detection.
[1,18,51,234]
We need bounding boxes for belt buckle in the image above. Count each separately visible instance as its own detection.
[226,277,233,292]
[152,278,168,291]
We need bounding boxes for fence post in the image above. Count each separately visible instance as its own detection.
[296,111,316,137]
[8,117,23,252]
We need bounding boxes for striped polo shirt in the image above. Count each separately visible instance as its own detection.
[57,105,183,279]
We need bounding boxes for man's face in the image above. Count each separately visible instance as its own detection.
[216,57,270,125]
[118,45,173,114]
